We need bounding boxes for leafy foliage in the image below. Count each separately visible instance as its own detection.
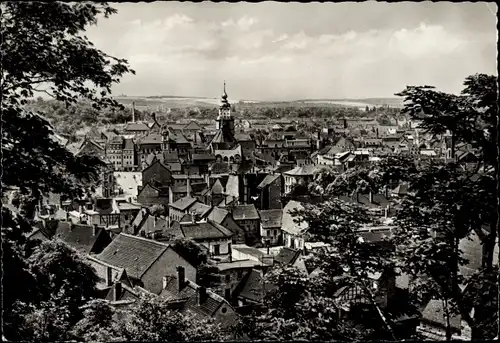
[116,294,225,341]
[1,1,133,200]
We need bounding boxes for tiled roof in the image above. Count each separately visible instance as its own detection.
[189,202,212,218]
[138,133,162,145]
[259,209,282,228]
[96,233,170,279]
[159,276,229,321]
[207,207,229,224]
[237,269,276,303]
[55,222,111,254]
[170,196,198,211]
[281,200,308,235]
[178,220,234,240]
[275,247,301,265]
[211,179,225,195]
[232,204,260,221]
[257,174,280,189]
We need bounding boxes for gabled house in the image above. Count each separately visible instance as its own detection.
[95,233,197,294]
[259,209,283,246]
[207,206,245,244]
[167,219,234,257]
[169,195,199,222]
[142,159,173,187]
[137,182,170,207]
[231,204,260,245]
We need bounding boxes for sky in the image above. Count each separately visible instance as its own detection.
[85,2,498,101]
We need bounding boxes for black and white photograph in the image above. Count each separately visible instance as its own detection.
[1,1,499,341]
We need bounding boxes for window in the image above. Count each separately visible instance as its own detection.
[225,274,231,282]
[224,288,231,299]
[213,244,220,255]
[221,307,227,314]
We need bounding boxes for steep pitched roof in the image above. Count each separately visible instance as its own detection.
[96,233,170,279]
[207,207,230,224]
[232,204,260,221]
[189,202,212,218]
[237,269,276,303]
[169,196,198,211]
[421,299,461,331]
[160,276,230,320]
[55,222,111,254]
[257,174,280,189]
[211,179,225,195]
[260,209,283,228]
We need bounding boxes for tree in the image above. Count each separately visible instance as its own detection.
[149,204,167,217]
[1,1,134,201]
[116,294,225,341]
[394,75,499,339]
[1,208,100,341]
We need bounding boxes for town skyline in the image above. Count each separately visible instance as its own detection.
[85,2,498,101]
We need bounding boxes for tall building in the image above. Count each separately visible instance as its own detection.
[211,82,236,151]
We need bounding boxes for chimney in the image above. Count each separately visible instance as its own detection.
[113,282,122,301]
[106,266,113,286]
[162,276,168,290]
[228,243,233,262]
[132,101,136,123]
[369,191,373,204]
[191,212,195,223]
[198,286,207,305]
[66,211,69,222]
[177,266,185,292]
[93,224,98,236]
[385,206,389,218]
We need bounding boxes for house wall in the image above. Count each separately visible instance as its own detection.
[169,207,186,222]
[283,231,304,250]
[260,225,281,246]
[221,216,245,244]
[214,268,252,299]
[213,301,239,329]
[138,185,169,208]
[142,248,197,294]
[197,238,232,256]
[268,177,282,210]
[143,162,172,187]
[235,218,260,244]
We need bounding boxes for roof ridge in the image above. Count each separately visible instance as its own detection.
[119,233,170,248]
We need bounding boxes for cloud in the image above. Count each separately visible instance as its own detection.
[88,9,496,99]
[389,23,466,58]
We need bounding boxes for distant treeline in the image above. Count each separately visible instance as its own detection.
[26,97,403,141]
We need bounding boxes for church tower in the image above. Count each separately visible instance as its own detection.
[216,81,235,138]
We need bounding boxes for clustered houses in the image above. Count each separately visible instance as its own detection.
[20,84,487,337]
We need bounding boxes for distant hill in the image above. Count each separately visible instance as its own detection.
[115,95,404,109]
